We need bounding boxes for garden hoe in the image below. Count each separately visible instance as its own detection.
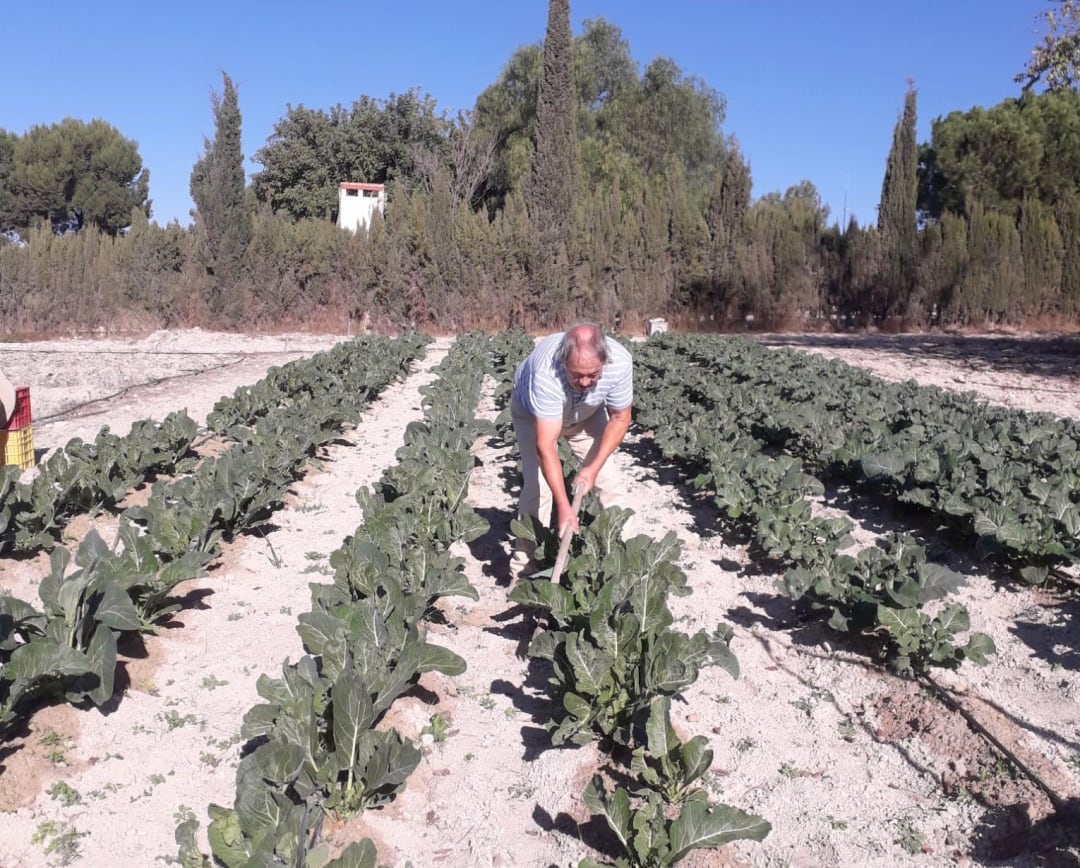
[518,484,584,658]
[550,484,585,585]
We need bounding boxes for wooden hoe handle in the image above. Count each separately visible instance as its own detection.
[550,486,585,585]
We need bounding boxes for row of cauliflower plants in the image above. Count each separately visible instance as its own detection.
[650,333,1080,581]
[0,409,199,554]
[178,332,498,867]
[490,329,771,867]
[631,336,995,678]
[0,334,426,741]
[0,333,423,558]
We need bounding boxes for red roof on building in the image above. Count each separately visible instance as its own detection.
[339,182,385,192]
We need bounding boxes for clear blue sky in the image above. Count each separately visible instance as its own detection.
[4,1,1048,230]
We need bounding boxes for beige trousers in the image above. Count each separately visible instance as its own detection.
[510,396,626,569]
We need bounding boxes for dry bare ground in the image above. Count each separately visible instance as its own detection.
[0,328,1077,868]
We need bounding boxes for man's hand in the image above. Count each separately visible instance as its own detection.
[574,464,599,496]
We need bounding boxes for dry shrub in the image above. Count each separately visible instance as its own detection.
[1016,311,1080,335]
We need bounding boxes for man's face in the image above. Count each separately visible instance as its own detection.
[566,351,603,392]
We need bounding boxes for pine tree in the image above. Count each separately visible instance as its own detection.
[878,83,919,318]
[190,72,250,313]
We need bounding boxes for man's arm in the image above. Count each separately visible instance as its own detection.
[575,405,632,495]
[535,416,579,535]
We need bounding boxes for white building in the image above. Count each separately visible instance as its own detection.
[337,182,386,233]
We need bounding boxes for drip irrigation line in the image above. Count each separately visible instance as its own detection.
[755,629,1077,819]
[32,357,248,425]
[957,379,1080,396]
[4,348,300,356]
[920,672,1075,819]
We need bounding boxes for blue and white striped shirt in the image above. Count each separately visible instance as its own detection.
[512,332,633,426]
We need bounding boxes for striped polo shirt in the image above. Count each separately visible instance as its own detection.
[512,332,633,426]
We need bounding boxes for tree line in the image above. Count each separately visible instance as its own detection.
[1,11,1079,335]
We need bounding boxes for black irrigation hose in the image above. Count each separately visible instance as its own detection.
[31,357,250,425]
[958,379,1080,396]
[22,345,332,426]
[920,672,1078,820]
[3,347,312,356]
[755,629,1078,819]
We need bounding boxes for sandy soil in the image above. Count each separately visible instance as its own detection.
[0,328,1077,868]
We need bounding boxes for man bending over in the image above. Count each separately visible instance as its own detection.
[510,321,633,577]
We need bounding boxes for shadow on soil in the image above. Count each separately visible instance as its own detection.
[534,804,623,864]
[757,332,1080,384]
[467,506,514,587]
[1011,594,1080,672]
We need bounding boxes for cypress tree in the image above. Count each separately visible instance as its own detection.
[707,140,751,294]
[1055,191,1080,317]
[530,0,576,318]
[878,83,919,318]
[1019,197,1064,317]
[190,71,250,314]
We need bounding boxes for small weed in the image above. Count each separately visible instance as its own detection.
[790,687,835,719]
[208,731,243,751]
[160,710,203,731]
[39,728,64,747]
[133,772,171,800]
[977,757,1019,783]
[503,707,518,719]
[952,786,977,805]
[827,816,848,830]
[279,605,292,615]
[301,563,333,575]
[837,717,857,742]
[87,782,124,799]
[421,713,451,743]
[47,781,81,807]
[702,773,723,797]
[1067,754,1080,773]
[304,551,325,560]
[464,753,476,762]
[174,804,197,826]
[735,737,756,753]
[138,677,159,696]
[296,502,326,514]
[227,612,244,622]
[31,820,85,865]
[258,529,284,568]
[478,695,496,710]
[200,752,220,768]
[779,762,802,779]
[201,674,229,690]
[895,819,925,855]
[39,729,72,764]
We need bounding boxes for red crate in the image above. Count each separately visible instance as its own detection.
[0,425,34,470]
[4,386,32,429]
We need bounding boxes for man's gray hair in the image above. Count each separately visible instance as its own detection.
[558,321,608,365]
